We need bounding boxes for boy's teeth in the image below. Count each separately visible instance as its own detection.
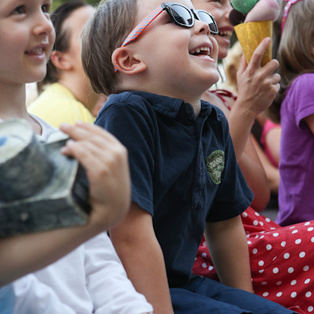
[191,47,210,55]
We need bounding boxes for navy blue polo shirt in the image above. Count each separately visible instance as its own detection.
[95,91,253,287]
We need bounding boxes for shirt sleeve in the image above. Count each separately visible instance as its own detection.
[84,233,154,314]
[293,75,314,128]
[96,102,155,215]
[13,275,76,314]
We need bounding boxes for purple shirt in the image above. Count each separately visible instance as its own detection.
[276,73,314,226]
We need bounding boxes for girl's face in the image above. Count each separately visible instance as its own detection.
[0,0,55,86]
[192,0,233,59]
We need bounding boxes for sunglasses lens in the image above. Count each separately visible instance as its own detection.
[197,11,218,34]
[169,4,193,26]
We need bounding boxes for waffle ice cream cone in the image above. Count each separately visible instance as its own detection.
[234,20,273,66]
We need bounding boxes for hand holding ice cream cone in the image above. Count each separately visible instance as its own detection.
[230,0,280,66]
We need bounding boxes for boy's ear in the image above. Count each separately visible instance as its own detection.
[112,47,147,74]
[50,51,72,71]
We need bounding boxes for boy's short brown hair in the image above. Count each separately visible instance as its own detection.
[81,0,138,96]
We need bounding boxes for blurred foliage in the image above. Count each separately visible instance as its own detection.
[52,0,100,11]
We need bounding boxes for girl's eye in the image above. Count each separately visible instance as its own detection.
[42,4,51,14]
[13,6,26,15]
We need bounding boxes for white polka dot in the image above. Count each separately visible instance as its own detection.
[276,281,282,285]
[276,292,282,297]
[288,267,294,273]
[253,220,258,226]
[259,222,264,226]
[308,306,314,312]
[263,292,269,297]
[295,239,302,244]
[247,241,252,244]
[284,253,290,259]
[252,248,258,254]
[261,281,267,286]
[304,265,310,271]
[299,252,306,258]
[273,267,279,274]
[242,212,248,217]
[308,227,314,232]
[202,263,207,268]
[270,227,276,230]
[311,237,314,243]
[292,229,298,234]
[306,291,312,298]
[260,235,264,239]
[305,278,311,284]
[265,218,271,223]
[290,226,295,229]
[291,292,297,298]
[266,244,272,250]
[258,260,264,267]
[273,233,279,237]
[290,280,297,285]
[201,252,207,257]
[281,241,286,247]
[208,266,214,271]
[259,269,264,273]
[305,222,310,226]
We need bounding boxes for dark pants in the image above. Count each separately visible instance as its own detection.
[170,276,297,314]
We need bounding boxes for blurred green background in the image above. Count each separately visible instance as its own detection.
[52,0,100,10]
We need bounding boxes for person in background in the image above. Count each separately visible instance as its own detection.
[28,1,98,127]
[268,0,314,227]
[192,0,314,312]
[0,0,153,313]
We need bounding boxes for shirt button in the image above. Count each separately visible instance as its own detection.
[20,212,29,221]
[185,105,192,114]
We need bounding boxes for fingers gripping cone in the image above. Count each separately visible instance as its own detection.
[234,20,273,66]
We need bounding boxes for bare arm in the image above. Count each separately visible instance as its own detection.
[252,135,280,195]
[265,125,281,166]
[0,122,130,286]
[205,216,253,293]
[304,114,314,134]
[110,202,174,314]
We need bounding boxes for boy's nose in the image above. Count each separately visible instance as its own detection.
[195,19,210,35]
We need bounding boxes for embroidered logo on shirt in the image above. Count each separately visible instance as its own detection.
[206,150,225,184]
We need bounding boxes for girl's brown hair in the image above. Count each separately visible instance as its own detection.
[268,0,314,122]
[81,0,138,96]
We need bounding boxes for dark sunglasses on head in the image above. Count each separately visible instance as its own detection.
[121,2,219,47]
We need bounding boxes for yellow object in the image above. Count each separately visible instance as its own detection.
[234,20,273,66]
[28,83,95,128]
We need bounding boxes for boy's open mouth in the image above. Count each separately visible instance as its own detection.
[190,46,211,56]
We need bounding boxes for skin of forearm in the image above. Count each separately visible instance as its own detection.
[205,216,253,293]
[0,223,102,286]
[110,204,174,314]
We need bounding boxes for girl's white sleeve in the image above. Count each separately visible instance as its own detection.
[84,232,154,314]
[12,275,76,314]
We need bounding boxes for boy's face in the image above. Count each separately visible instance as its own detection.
[130,0,219,100]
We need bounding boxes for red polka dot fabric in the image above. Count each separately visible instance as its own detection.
[193,206,314,313]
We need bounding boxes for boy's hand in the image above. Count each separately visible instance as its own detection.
[60,122,130,232]
[235,37,281,119]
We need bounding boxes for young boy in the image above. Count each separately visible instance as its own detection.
[82,0,296,313]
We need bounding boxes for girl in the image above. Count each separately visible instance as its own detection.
[192,0,314,312]
[268,0,314,227]
[0,1,152,313]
